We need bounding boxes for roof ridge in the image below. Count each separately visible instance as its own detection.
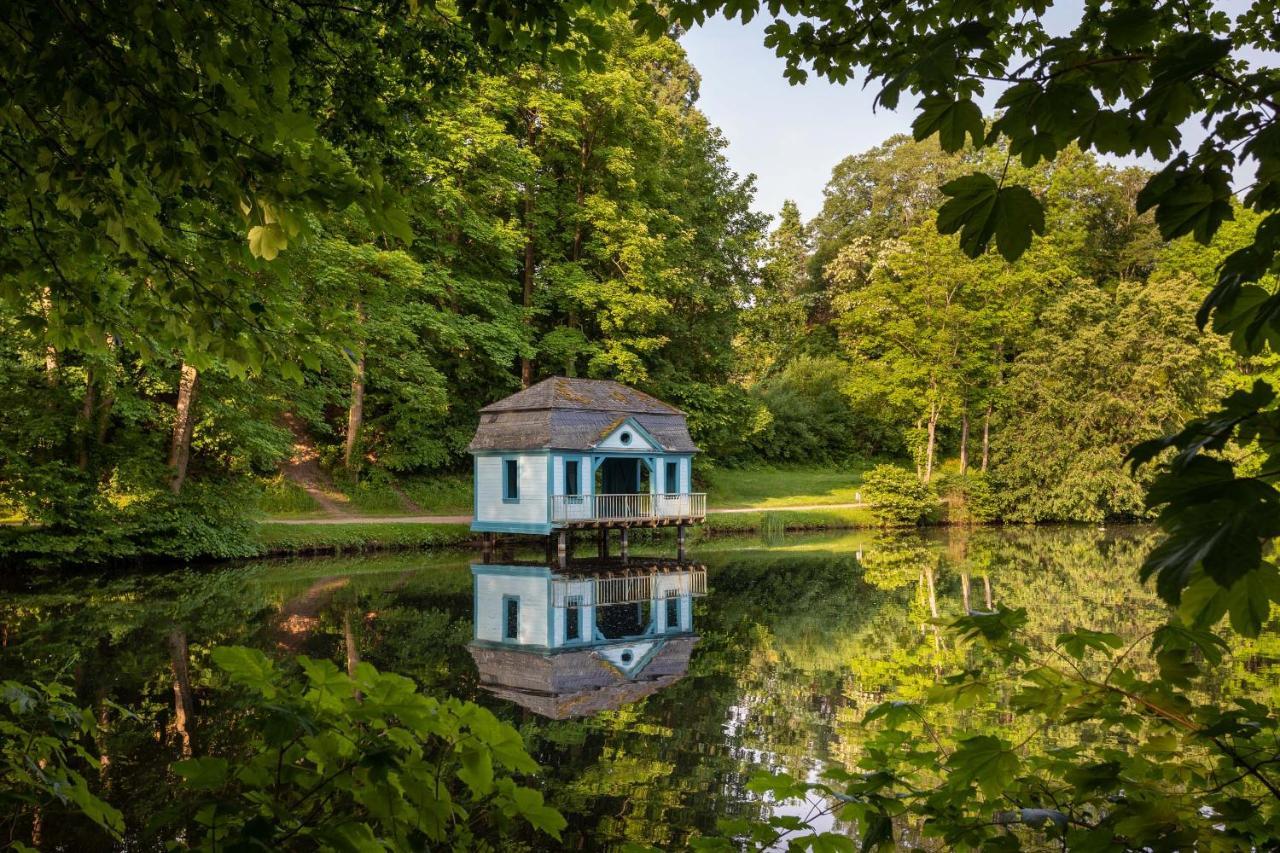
[479,376,683,415]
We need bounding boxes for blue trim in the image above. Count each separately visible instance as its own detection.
[621,639,666,677]
[470,520,554,535]
[472,576,480,641]
[546,454,555,525]
[472,455,479,520]
[603,417,665,452]
[471,563,552,577]
[563,456,583,497]
[502,456,520,503]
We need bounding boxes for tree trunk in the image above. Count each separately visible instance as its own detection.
[923,567,939,619]
[40,287,58,384]
[959,409,970,475]
[343,611,361,678]
[521,194,535,388]
[520,111,539,389]
[981,404,992,472]
[983,575,994,609]
[344,356,365,470]
[167,363,199,494]
[96,691,112,789]
[168,628,195,758]
[77,370,96,471]
[343,611,361,701]
[923,403,939,483]
[961,572,971,613]
[95,335,117,454]
[914,416,924,479]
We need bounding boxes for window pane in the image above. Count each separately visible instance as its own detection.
[505,598,519,639]
[504,459,518,499]
[565,460,579,496]
[566,596,581,640]
[666,594,679,628]
[666,462,678,493]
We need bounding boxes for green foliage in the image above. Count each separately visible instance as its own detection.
[653,0,1280,625]
[707,608,1280,850]
[1,679,122,842]
[0,10,765,564]
[992,274,1228,522]
[171,647,565,849]
[746,356,897,461]
[936,472,1000,524]
[860,465,939,526]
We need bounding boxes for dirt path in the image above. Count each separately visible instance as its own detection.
[265,502,867,526]
[280,413,355,517]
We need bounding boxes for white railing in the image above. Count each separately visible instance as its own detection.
[552,568,708,606]
[550,492,706,524]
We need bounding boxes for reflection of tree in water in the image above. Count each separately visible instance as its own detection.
[0,530,1274,850]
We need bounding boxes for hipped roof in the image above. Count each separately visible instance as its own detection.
[469,377,698,453]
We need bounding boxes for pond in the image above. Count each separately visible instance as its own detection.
[3,526,1277,849]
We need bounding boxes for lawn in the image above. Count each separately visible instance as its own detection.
[258,472,474,519]
[698,462,878,509]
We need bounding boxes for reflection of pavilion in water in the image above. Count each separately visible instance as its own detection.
[468,558,706,719]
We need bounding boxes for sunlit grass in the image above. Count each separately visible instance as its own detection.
[703,506,876,533]
[699,462,879,509]
[259,477,324,517]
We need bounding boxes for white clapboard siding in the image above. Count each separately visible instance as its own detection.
[475,453,549,525]
[474,574,549,645]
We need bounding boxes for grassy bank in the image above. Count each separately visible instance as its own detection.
[254,522,473,557]
[258,473,473,519]
[702,506,876,535]
[698,462,876,509]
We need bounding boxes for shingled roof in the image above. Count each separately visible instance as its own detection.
[469,377,699,453]
[468,637,698,719]
[480,377,683,415]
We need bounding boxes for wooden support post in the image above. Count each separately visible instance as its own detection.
[482,533,495,563]
[677,524,687,561]
[598,527,607,559]
[620,527,629,562]
[556,530,567,568]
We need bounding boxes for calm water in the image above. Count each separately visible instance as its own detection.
[4,526,1278,849]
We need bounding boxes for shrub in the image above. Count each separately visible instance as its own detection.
[937,471,1001,523]
[172,647,566,849]
[860,464,939,525]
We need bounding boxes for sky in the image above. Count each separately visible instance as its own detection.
[679,4,1271,224]
[680,17,910,222]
